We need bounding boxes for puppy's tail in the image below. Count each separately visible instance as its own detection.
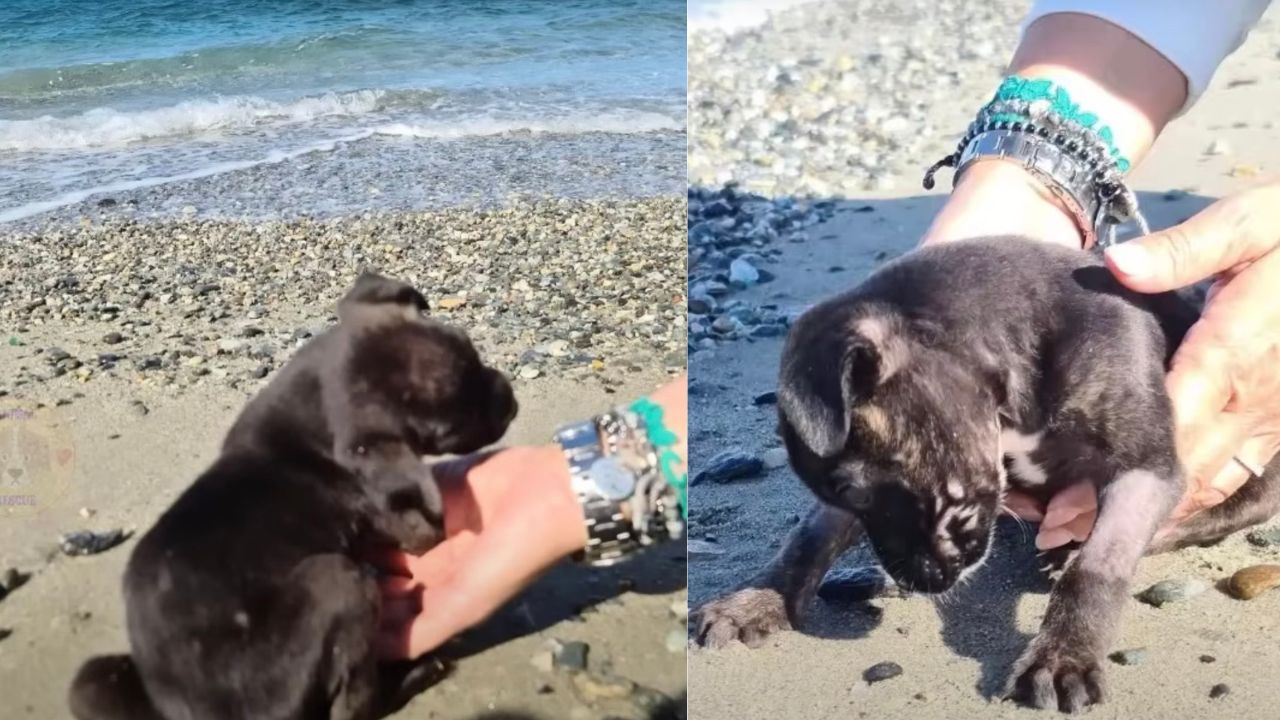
[69,654,165,720]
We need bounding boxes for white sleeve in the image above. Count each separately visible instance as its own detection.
[1022,0,1272,112]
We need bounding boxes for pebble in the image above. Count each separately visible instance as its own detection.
[728,257,760,287]
[752,390,777,405]
[101,332,124,345]
[1227,564,1280,600]
[1136,578,1209,607]
[553,640,589,672]
[570,671,635,704]
[761,447,789,469]
[863,661,903,684]
[1108,648,1148,666]
[128,401,149,417]
[665,628,687,653]
[0,568,30,601]
[1205,139,1232,156]
[78,507,95,519]
[59,529,131,557]
[818,567,890,603]
[518,366,542,380]
[1245,525,1280,548]
[1210,683,1231,699]
[1200,655,1217,664]
[687,539,727,558]
[692,449,764,485]
[0,628,11,642]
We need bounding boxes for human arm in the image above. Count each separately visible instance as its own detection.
[373,374,687,659]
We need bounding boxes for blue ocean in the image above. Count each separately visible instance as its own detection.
[0,0,686,224]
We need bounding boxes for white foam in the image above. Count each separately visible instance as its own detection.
[0,91,386,151]
[370,111,683,140]
[0,131,372,225]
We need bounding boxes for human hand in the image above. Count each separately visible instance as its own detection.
[1105,183,1280,530]
[369,445,585,660]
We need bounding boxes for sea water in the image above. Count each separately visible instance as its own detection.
[0,0,685,224]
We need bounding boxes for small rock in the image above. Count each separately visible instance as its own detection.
[710,315,742,335]
[1245,525,1280,548]
[729,257,760,287]
[1200,655,1217,664]
[1227,564,1280,600]
[535,682,553,695]
[1210,683,1230,699]
[59,529,131,557]
[1206,139,1231,156]
[669,599,688,621]
[761,447,789,469]
[570,671,634,703]
[687,539,726,557]
[0,568,31,600]
[0,628,11,642]
[863,661,903,684]
[436,296,467,310]
[129,401,149,417]
[78,507,95,520]
[1108,648,1148,666]
[101,332,124,345]
[553,640,589,672]
[665,628,686,653]
[752,391,777,405]
[692,449,763,485]
[518,365,542,380]
[818,567,890,603]
[1136,578,1209,607]
[251,365,271,379]
[96,198,118,208]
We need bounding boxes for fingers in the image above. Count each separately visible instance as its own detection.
[1105,184,1280,293]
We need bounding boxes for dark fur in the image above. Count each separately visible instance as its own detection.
[695,237,1279,712]
[68,273,517,720]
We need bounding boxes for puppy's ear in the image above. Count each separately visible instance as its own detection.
[778,310,909,458]
[339,272,428,320]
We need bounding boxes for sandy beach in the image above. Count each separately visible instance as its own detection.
[687,2,1280,718]
[0,197,687,719]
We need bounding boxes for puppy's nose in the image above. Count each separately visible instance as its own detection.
[912,554,957,593]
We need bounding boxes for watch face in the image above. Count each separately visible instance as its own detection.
[589,456,635,500]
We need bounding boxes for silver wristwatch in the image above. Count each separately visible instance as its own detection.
[554,414,643,567]
[955,129,1104,248]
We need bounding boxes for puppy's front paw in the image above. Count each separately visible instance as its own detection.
[1007,637,1105,713]
[694,587,791,649]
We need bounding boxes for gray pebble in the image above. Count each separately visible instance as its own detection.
[863,661,903,684]
[818,567,892,603]
[761,447,789,469]
[1108,648,1148,666]
[1210,683,1230,699]
[692,449,764,485]
[1199,655,1217,664]
[101,332,125,345]
[1245,525,1280,548]
[553,640,589,672]
[59,528,131,557]
[1136,578,1209,607]
[753,390,777,405]
[729,257,760,287]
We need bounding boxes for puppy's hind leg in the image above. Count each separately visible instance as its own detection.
[694,501,863,648]
[1149,457,1280,554]
[1009,466,1180,713]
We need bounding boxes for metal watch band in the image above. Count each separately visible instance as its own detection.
[555,418,640,567]
[955,129,1102,249]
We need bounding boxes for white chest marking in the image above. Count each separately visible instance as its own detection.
[1000,429,1048,486]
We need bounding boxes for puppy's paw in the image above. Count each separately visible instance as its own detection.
[694,587,791,649]
[1007,638,1105,713]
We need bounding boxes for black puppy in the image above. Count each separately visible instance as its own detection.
[69,273,517,720]
[695,237,1279,712]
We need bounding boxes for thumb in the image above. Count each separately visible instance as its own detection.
[1104,185,1280,293]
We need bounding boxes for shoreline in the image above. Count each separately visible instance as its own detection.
[1,129,687,231]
